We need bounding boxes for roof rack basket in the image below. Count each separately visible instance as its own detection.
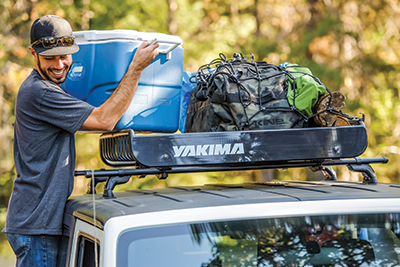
[99,122,369,169]
[75,122,389,197]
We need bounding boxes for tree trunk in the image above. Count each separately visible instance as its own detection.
[167,0,178,35]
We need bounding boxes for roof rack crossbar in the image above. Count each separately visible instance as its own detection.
[335,157,388,185]
[76,157,388,196]
[75,157,388,179]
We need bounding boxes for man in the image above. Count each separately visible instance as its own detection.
[3,15,159,266]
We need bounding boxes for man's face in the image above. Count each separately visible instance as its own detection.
[29,47,72,85]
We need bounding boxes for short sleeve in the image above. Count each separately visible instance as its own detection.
[38,87,94,134]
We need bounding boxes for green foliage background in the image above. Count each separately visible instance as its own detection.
[1,0,400,264]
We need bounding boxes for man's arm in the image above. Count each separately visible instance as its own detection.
[81,41,159,131]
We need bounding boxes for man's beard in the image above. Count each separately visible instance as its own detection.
[37,57,71,85]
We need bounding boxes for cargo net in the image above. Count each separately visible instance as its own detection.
[192,53,363,128]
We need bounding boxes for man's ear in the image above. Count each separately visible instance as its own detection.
[28,47,40,70]
[28,47,36,57]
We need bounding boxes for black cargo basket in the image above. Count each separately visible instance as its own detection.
[99,122,368,169]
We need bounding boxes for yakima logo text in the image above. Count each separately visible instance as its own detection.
[173,143,244,157]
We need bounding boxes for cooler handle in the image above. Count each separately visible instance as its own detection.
[146,38,182,61]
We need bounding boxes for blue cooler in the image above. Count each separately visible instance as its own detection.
[63,30,184,132]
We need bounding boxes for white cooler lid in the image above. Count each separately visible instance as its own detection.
[73,30,182,46]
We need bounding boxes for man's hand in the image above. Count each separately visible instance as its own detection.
[129,40,160,73]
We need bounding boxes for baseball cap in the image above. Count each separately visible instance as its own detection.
[30,15,79,56]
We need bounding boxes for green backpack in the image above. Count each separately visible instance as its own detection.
[185,54,305,132]
[281,63,327,117]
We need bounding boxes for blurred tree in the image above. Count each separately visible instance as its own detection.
[0,0,33,209]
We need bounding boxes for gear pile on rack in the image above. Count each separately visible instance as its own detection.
[185,53,361,133]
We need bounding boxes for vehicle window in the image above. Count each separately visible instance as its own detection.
[75,235,100,267]
[117,213,400,267]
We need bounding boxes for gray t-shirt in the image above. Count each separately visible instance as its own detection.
[4,69,94,235]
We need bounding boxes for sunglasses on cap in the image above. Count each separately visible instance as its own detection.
[31,35,75,48]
